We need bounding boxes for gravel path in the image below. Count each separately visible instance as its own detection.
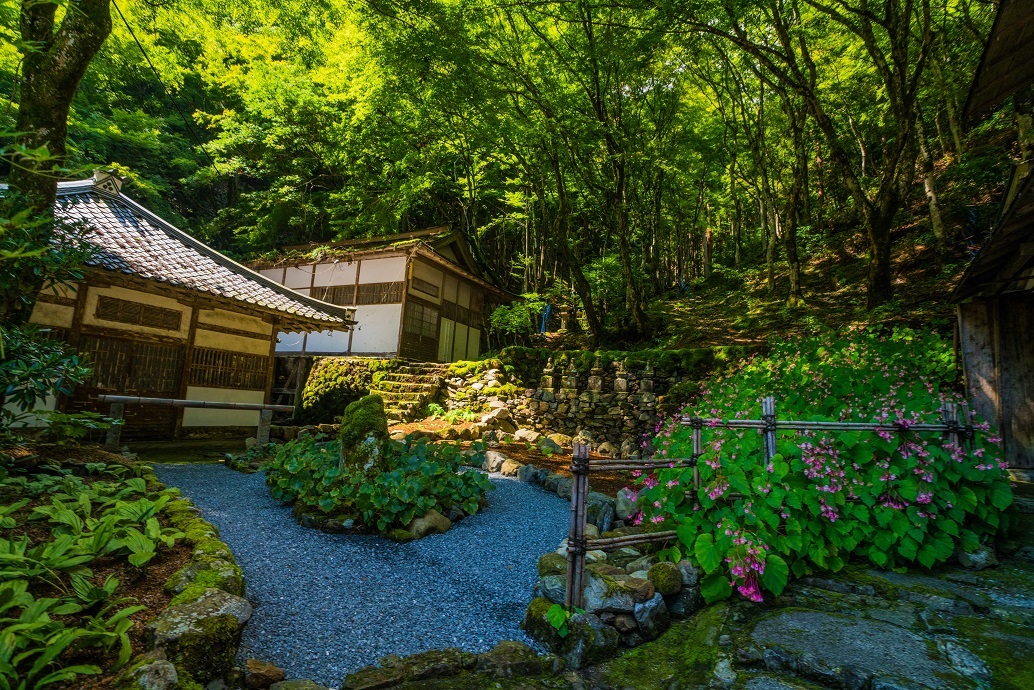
[153,464,569,686]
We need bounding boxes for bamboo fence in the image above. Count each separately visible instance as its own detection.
[563,396,976,609]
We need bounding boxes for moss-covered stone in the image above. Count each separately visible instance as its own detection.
[537,553,568,577]
[593,604,726,690]
[647,561,682,596]
[953,616,1034,690]
[145,588,252,685]
[339,394,390,472]
[387,528,417,543]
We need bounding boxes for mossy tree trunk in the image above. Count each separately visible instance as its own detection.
[2,0,112,326]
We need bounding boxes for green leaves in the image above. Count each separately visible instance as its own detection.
[700,572,733,603]
[760,554,789,596]
[546,604,570,637]
[693,534,723,574]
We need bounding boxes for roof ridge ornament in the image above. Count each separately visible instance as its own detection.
[92,169,123,196]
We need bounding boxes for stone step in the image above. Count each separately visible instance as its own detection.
[375,373,443,386]
[371,390,428,403]
[370,380,440,393]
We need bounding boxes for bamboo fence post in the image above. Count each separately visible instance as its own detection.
[690,416,703,506]
[104,402,125,452]
[941,401,960,452]
[565,442,590,610]
[762,396,777,463]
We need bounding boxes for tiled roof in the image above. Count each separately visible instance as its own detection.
[37,176,355,330]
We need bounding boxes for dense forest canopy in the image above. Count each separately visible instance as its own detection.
[0,0,1021,344]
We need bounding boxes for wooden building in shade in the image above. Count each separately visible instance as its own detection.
[954,0,1034,470]
[15,172,355,439]
[253,227,509,362]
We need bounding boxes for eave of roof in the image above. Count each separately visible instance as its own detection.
[963,0,1034,124]
[4,175,357,332]
[952,161,1034,301]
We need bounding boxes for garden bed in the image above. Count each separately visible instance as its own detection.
[0,445,250,689]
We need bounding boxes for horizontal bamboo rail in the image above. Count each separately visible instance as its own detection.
[562,396,977,609]
[98,395,293,451]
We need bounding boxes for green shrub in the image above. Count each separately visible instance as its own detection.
[264,435,494,533]
[636,328,1012,604]
[297,357,401,424]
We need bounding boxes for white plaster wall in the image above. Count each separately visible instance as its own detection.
[259,267,285,283]
[305,329,350,354]
[350,304,402,354]
[276,331,306,353]
[182,387,264,426]
[312,261,358,287]
[467,327,481,360]
[284,265,314,289]
[438,318,456,362]
[358,256,407,284]
[3,395,57,428]
[82,285,191,340]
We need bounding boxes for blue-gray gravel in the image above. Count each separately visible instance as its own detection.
[153,464,569,687]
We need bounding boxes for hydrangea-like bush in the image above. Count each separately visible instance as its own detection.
[635,329,1013,604]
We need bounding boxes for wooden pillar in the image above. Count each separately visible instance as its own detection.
[264,317,279,405]
[565,442,590,610]
[175,299,199,438]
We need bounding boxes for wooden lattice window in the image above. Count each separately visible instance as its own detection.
[404,302,439,338]
[356,282,404,305]
[311,285,355,306]
[79,335,183,392]
[96,296,182,331]
[189,347,269,390]
[411,276,440,298]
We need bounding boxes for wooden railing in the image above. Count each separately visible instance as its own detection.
[563,396,978,609]
[98,394,294,452]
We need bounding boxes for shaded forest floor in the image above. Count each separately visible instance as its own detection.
[653,227,970,350]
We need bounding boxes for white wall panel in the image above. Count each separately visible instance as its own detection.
[284,265,314,289]
[182,387,263,426]
[259,267,285,283]
[358,256,407,284]
[312,261,357,287]
[350,304,402,354]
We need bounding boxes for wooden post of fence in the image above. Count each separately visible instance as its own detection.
[104,403,125,453]
[762,396,777,463]
[941,401,960,452]
[257,409,273,446]
[565,442,590,610]
[690,417,703,505]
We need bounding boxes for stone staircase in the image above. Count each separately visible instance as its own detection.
[371,361,448,422]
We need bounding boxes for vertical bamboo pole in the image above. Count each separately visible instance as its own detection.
[941,401,960,452]
[762,396,777,464]
[691,417,703,507]
[565,442,589,610]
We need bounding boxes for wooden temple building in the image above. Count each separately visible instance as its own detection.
[253,227,509,362]
[18,171,355,439]
[954,0,1034,470]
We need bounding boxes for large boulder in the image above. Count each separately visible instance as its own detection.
[514,428,541,443]
[245,659,286,689]
[534,575,567,605]
[537,436,563,455]
[616,488,638,522]
[405,509,452,539]
[338,395,390,473]
[476,641,541,678]
[143,588,252,684]
[633,592,671,640]
[121,657,178,690]
[647,561,683,596]
[483,450,507,472]
[587,492,616,533]
[582,571,635,614]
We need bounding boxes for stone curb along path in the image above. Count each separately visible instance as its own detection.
[117,464,258,690]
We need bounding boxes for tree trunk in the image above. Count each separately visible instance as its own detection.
[865,206,896,309]
[3,0,113,326]
[916,115,946,255]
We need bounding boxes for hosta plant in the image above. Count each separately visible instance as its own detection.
[634,329,1013,604]
[265,435,494,533]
